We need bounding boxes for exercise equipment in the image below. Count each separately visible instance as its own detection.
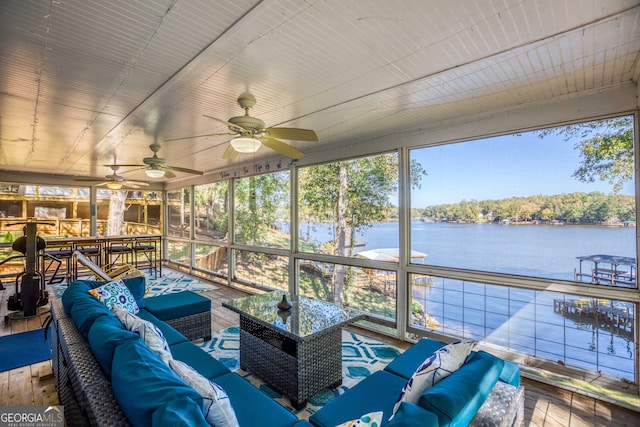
[3,221,51,323]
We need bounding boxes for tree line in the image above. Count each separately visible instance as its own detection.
[420,192,635,224]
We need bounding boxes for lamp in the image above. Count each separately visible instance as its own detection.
[106,182,123,190]
[145,168,165,178]
[230,136,261,153]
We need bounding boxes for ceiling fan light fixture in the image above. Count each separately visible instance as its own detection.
[106,182,123,190]
[231,136,261,153]
[145,168,165,178]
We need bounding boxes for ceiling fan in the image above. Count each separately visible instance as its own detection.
[73,165,149,190]
[165,94,318,159]
[108,143,204,179]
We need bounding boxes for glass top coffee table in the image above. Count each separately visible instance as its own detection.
[223,291,364,409]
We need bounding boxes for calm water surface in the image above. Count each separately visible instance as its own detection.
[297,221,636,379]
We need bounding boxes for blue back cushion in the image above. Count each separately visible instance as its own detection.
[111,339,206,427]
[499,360,520,388]
[388,402,439,427]
[88,315,139,377]
[122,276,147,309]
[384,338,447,379]
[418,351,504,427]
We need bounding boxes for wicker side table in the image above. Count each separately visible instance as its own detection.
[223,291,363,409]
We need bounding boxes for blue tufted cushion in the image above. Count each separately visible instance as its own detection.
[418,351,504,427]
[88,315,139,377]
[111,339,206,427]
[387,402,439,427]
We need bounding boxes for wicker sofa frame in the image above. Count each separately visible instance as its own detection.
[50,296,132,426]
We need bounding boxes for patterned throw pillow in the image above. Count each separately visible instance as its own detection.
[112,307,173,364]
[336,411,383,427]
[168,358,239,427]
[88,280,139,314]
[391,341,475,418]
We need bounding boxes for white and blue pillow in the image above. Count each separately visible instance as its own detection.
[168,358,239,427]
[89,280,139,314]
[336,411,383,426]
[391,340,475,418]
[112,307,172,363]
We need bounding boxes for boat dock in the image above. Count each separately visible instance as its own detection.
[574,254,636,287]
[553,298,634,339]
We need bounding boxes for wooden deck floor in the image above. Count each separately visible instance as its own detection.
[0,272,638,426]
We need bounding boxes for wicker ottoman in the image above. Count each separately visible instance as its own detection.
[144,291,211,341]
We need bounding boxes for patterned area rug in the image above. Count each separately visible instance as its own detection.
[50,270,218,298]
[198,326,404,420]
[145,270,219,296]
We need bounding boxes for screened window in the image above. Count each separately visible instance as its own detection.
[167,188,191,238]
[298,153,400,257]
[234,171,289,249]
[409,116,636,287]
[194,181,228,243]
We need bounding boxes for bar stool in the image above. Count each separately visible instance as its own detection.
[42,242,73,285]
[132,242,158,278]
[73,240,102,280]
[105,239,133,270]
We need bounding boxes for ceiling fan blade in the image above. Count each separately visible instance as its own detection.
[162,169,176,179]
[165,165,203,175]
[203,114,247,133]
[261,137,304,159]
[163,132,234,142]
[103,164,145,168]
[264,127,318,141]
[123,180,149,187]
[223,144,238,159]
[73,177,109,183]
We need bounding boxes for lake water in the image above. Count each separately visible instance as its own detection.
[300,221,636,281]
[296,221,636,379]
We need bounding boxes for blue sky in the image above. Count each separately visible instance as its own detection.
[409,129,635,208]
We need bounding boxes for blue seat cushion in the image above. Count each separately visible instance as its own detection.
[387,402,439,427]
[111,339,206,427]
[170,341,230,380]
[384,338,447,379]
[88,315,139,377]
[215,372,300,427]
[137,309,188,346]
[144,291,211,321]
[418,351,504,427]
[309,370,408,427]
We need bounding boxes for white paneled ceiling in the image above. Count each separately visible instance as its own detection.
[0,0,638,184]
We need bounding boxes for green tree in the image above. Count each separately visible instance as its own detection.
[537,116,633,193]
[234,172,289,247]
[299,153,426,304]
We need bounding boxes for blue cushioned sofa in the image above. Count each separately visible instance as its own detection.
[309,338,525,427]
[50,278,312,427]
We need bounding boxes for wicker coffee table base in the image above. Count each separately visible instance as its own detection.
[239,316,343,409]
